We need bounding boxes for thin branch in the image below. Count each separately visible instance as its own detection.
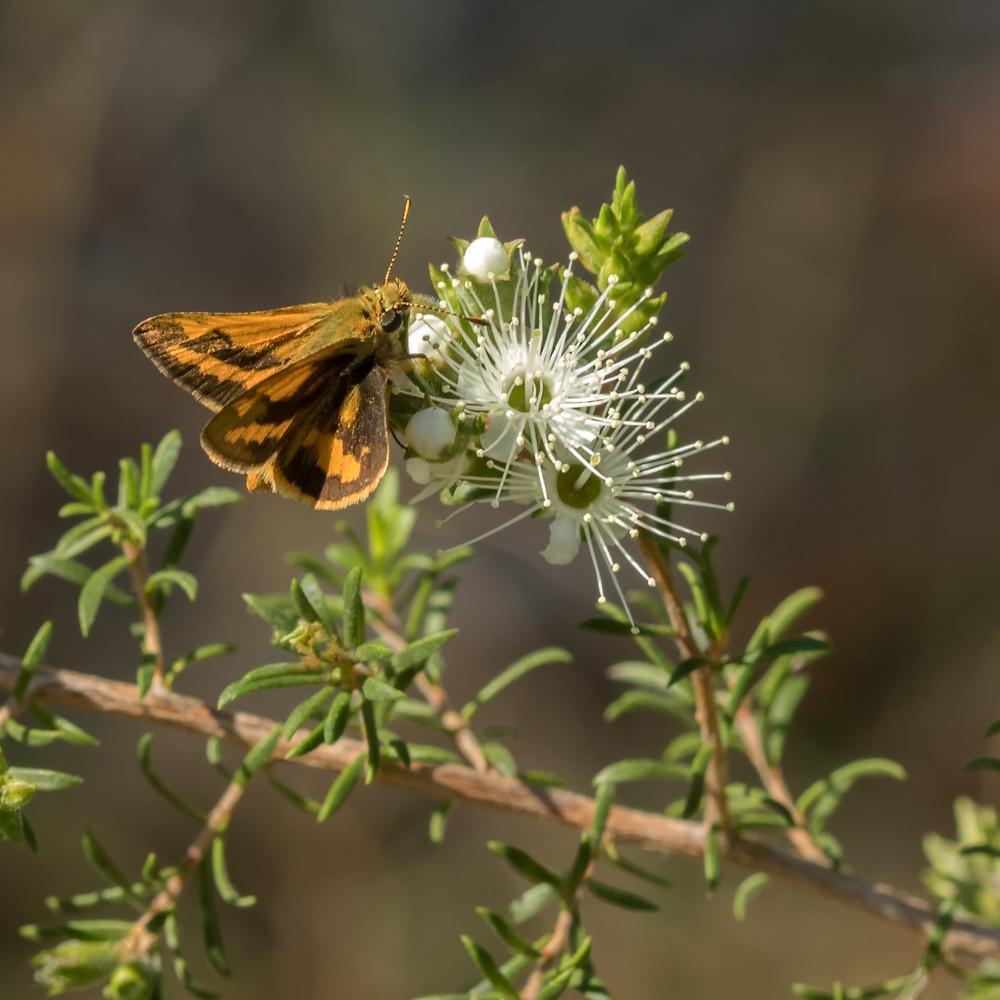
[638,536,730,835]
[1,655,997,959]
[125,776,247,956]
[121,539,165,690]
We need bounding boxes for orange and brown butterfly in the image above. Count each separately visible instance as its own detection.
[133,199,431,510]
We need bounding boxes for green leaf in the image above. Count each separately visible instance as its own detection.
[460,936,518,1000]
[760,635,830,659]
[749,586,823,651]
[967,756,1000,772]
[391,629,457,672]
[341,565,364,648]
[81,832,140,903]
[181,486,242,513]
[353,641,394,661]
[797,758,906,829]
[217,664,321,708]
[146,568,198,602]
[590,781,615,842]
[150,430,182,497]
[6,767,81,792]
[986,719,1000,738]
[46,451,94,503]
[360,698,380,782]
[317,753,366,822]
[508,882,557,925]
[236,727,281,785]
[668,656,706,687]
[197,856,230,976]
[117,457,140,510]
[55,518,113,559]
[592,759,688,786]
[475,907,539,958]
[462,647,571,719]
[704,822,721,892]
[77,555,129,636]
[586,879,658,912]
[487,841,562,889]
[324,691,352,745]
[293,573,332,634]
[733,872,769,921]
[428,801,452,845]
[211,835,256,907]
[960,844,1000,858]
[579,617,669,637]
[113,507,148,544]
[602,844,672,888]
[21,553,131,604]
[137,733,204,822]
[282,688,335,741]
[13,621,52,699]
[361,676,404,703]
[164,912,220,999]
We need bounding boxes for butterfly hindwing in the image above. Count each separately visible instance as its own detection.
[133,303,350,411]
[200,357,336,472]
[270,362,390,510]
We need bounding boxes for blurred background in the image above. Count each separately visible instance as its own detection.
[2,1,998,996]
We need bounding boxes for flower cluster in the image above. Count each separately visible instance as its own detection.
[392,230,732,628]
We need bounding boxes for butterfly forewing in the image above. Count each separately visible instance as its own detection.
[133,303,350,411]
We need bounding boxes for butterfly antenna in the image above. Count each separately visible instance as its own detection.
[384,196,411,284]
[398,301,490,327]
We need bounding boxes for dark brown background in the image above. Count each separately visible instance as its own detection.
[1,2,998,997]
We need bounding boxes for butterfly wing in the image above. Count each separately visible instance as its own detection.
[200,356,389,510]
[133,303,357,412]
[270,363,390,510]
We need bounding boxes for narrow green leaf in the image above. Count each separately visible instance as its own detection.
[704,823,721,892]
[282,688,335,741]
[21,553,132,603]
[341,565,364,647]
[967,756,1000,772]
[137,733,204,822]
[113,507,148,544]
[668,656,706,687]
[78,555,129,636]
[283,721,325,760]
[197,856,230,976]
[181,486,242,513]
[14,621,52,699]
[462,647,571,719]
[508,883,557,925]
[733,872,769,921]
[429,801,452,845]
[82,832,140,902]
[317,753,366,822]
[761,635,830,659]
[6,767,81,792]
[362,676,404,703]
[475,907,539,958]
[460,936,518,999]
[210,836,255,908]
[146,568,197,602]
[592,758,688,786]
[353,640,394,661]
[217,664,321,709]
[150,430,182,497]
[391,629,458,672]
[361,698,380,782]
[164,912,220,999]
[796,758,907,828]
[586,879,658,911]
[236,727,281,785]
[324,691,352,744]
[960,844,1000,858]
[986,719,1000,738]
[602,844,672,887]
[590,781,614,842]
[46,451,93,503]
[487,841,562,889]
[749,586,823,652]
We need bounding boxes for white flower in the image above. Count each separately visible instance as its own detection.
[395,245,733,628]
[462,237,508,281]
[404,407,456,459]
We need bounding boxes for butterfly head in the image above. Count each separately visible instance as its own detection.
[371,277,413,339]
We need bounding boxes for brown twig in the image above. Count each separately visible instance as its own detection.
[125,777,247,956]
[638,535,730,835]
[1,654,997,959]
[121,539,166,690]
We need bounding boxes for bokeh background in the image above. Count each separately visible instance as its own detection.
[2,1,999,997]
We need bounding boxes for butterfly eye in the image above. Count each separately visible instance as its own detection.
[379,309,403,333]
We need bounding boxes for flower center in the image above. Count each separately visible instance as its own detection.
[506,371,552,413]
[556,463,603,509]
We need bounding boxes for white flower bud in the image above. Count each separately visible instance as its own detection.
[405,407,456,459]
[541,516,581,566]
[463,237,508,281]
